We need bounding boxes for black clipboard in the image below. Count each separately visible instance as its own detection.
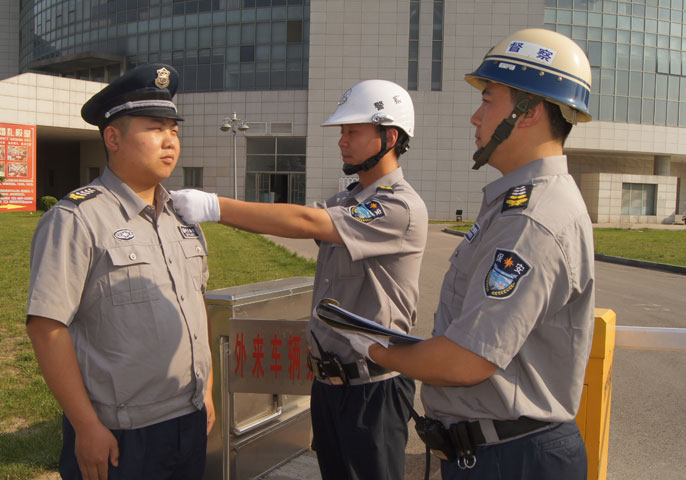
[315,299,423,345]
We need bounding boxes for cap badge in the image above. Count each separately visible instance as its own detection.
[155,67,171,89]
[338,88,352,105]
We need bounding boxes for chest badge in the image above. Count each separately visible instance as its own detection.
[350,200,385,223]
[113,229,134,241]
[484,248,531,299]
[179,225,199,238]
[464,222,480,243]
[502,184,533,212]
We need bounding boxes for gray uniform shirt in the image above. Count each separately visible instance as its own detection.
[27,167,211,430]
[422,157,595,425]
[308,167,428,384]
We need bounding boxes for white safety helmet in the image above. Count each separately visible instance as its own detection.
[321,79,415,137]
[465,28,592,124]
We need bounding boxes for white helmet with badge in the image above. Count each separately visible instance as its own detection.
[465,28,592,169]
[322,79,415,137]
[322,79,415,175]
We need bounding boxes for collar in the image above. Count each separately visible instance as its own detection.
[483,156,568,205]
[100,167,169,220]
[351,167,404,203]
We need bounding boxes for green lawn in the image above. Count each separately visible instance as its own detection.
[593,228,686,267]
[0,212,315,480]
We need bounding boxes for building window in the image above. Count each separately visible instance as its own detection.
[621,183,656,215]
[431,0,444,91]
[245,137,306,204]
[183,167,204,188]
[287,20,303,43]
[18,1,310,93]
[544,1,686,127]
[407,0,420,90]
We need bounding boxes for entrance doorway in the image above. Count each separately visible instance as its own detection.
[36,140,80,200]
[245,137,306,204]
[246,172,305,204]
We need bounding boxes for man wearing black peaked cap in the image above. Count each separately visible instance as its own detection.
[27,64,214,480]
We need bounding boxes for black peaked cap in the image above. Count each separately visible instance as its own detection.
[81,63,184,129]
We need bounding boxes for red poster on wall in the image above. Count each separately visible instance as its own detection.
[0,123,37,212]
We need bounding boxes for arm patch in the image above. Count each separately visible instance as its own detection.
[350,200,386,223]
[484,248,531,299]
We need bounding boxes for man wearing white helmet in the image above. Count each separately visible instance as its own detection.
[346,29,596,479]
[171,79,428,479]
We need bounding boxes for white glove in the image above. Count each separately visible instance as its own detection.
[170,189,220,224]
[338,329,389,359]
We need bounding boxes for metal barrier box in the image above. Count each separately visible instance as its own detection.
[205,277,315,480]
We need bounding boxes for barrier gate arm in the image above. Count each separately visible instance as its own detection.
[614,326,686,351]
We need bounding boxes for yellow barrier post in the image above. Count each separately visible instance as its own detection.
[576,308,616,480]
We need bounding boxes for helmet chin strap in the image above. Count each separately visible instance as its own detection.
[472,94,539,170]
[342,128,394,175]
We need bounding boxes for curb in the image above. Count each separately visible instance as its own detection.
[593,254,686,276]
[441,228,686,276]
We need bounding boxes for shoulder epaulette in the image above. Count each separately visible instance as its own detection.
[376,185,395,194]
[501,184,533,212]
[63,187,102,205]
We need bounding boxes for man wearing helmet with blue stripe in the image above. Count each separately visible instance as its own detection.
[172,79,428,479]
[358,29,595,479]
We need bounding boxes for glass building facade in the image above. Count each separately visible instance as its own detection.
[19,0,310,93]
[544,0,686,127]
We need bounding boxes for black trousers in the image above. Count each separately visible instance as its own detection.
[310,375,415,480]
[440,421,587,480]
[59,408,207,480]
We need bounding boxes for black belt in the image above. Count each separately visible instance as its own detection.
[308,352,390,385]
[399,386,555,478]
[467,416,553,445]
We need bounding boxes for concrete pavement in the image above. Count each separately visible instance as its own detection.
[262,224,686,480]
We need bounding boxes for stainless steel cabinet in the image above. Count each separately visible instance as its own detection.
[205,277,315,480]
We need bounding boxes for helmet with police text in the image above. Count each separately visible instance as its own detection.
[465,28,592,124]
[321,79,415,137]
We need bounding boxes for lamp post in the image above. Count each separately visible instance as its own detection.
[220,112,249,200]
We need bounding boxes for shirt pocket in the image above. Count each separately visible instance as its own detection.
[107,245,160,305]
[180,239,206,291]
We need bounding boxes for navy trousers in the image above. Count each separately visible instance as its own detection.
[440,421,587,480]
[310,374,415,480]
[59,408,207,480]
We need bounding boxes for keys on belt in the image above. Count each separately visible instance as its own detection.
[307,351,350,386]
[307,330,389,386]
[307,351,390,386]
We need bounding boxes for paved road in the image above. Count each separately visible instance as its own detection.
[264,224,686,479]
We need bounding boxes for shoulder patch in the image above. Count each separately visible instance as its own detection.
[484,248,531,299]
[64,187,102,205]
[350,200,386,223]
[376,185,394,194]
[502,184,533,212]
